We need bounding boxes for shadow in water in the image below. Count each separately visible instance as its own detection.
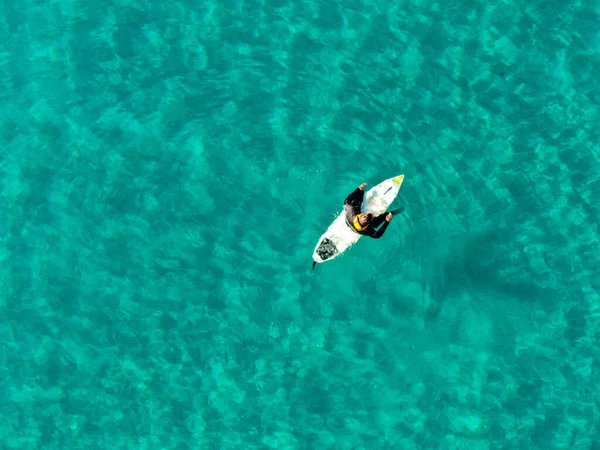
[441,228,560,309]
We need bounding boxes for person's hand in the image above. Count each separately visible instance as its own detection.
[359,182,367,190]
[386,212,393,222]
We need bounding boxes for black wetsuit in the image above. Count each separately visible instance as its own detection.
[343,187,391,239]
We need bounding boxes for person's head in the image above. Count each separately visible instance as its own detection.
[358,212,373,226]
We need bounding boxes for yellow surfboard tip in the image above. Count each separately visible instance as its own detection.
[393,174,404,184]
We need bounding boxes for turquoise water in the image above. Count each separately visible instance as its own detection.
[1,0,599,448]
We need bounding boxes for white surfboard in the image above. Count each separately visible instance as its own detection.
[312,174,405,264]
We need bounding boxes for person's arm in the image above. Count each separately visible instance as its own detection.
[369,221,390,238]
[344,183,367,210]
[368,212,394,239]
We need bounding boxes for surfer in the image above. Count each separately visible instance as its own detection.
[311,175,405,271]
[344,182,401,238]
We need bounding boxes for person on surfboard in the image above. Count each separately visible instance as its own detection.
[344,182,403,238]
[310,180,404,271]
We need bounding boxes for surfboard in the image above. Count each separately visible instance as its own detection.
[312,174,404,265]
